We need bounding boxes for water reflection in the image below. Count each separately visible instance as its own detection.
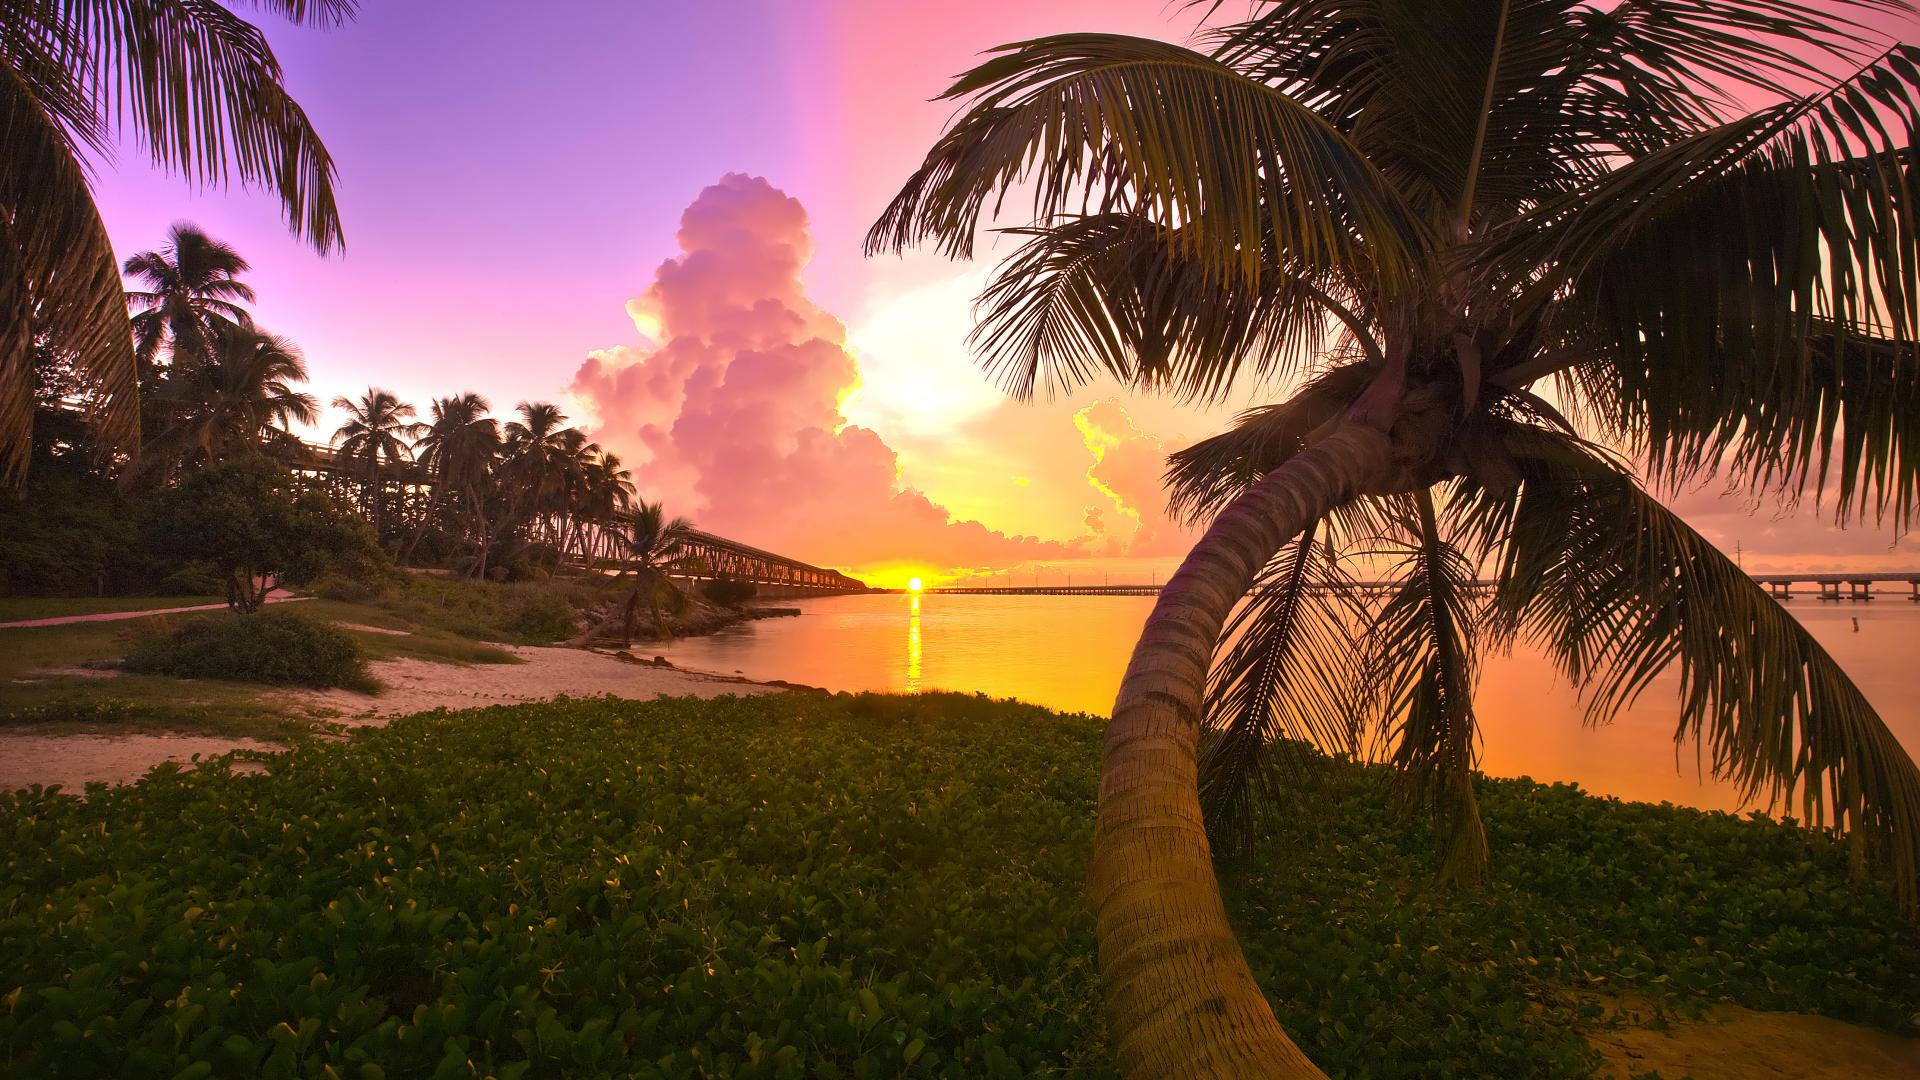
[905,594,922,692]
[652,593,1920,812]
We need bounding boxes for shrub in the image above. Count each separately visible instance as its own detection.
[504,593,577,641]
[157,560,227,596]
[702,574,758,606]
[122,609,378,691]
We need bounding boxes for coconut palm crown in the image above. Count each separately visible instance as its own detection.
[870,1,1920,1076]
[331,387,425,537]
[0,0,351,482]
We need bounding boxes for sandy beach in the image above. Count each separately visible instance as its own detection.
[1,645,782,793]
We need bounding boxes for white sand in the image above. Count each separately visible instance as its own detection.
[294,645,778,723]
[2,646,780,793]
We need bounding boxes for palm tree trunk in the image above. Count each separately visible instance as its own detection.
[1089,422,1396,1080]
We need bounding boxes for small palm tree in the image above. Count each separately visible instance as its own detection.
[616,500,693,643]
[140,326,317,471]
[873,1,1920,1074]
[331,388,425,541]
[123,224,256,379]
[0,0,348,481]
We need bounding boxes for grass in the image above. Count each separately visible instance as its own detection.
[0,692,1911,1079]
[0,599,518,740]
[303,574,624,646]
[0,594,224,623]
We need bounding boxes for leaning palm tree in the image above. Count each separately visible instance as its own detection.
[331,388,425,541]
[0,0,350,482]
[871,2,1920,1075]
[137,325,317,472]
[123,223,256,380]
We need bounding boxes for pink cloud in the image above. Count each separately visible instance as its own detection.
[570,174,1078,579]
[1073,400,1196,557]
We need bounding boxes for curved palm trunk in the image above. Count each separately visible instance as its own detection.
[1089,423,1396,1080]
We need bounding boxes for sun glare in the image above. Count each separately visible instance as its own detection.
[907,576,924,592]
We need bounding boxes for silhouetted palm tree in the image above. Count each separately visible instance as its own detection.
[873,1,1920,1072]
[0,0,349,481]
[139,326,316,471]
[124,224,256,378]
[411,391,502,569]
[331,388,425,540]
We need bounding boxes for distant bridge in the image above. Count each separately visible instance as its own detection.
[911,572,1920,602]
[670,528,867,591]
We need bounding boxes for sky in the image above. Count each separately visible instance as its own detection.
[88,0,1920,586]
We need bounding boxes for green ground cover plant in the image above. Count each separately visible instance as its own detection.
[0,693,1913,1079]
[122,610,379,692]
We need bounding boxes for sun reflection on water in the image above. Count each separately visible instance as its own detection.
[905,593,922,693]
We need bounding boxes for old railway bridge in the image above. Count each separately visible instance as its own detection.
[292,440,866,593]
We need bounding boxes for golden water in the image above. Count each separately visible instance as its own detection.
[652,592,1920,813]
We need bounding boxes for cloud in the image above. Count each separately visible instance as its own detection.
[1072,399,1195,556]
[569,174,1077,582]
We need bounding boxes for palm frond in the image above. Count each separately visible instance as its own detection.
[1164,361,1377,524]
[1491,426,1920,911]
[68,0,345,250]
[1199,519,1375,851]
[973,211,1370,401]
[1366,488,1489,884]
[865,32,1424,287]
[0,49,138,481]
[1489,44,1920,523]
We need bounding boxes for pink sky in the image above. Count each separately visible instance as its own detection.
[85,1,1920,584]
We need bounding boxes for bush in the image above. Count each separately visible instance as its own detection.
[157,560,227,596]
[702,574,758,606]
[122,609,378,691]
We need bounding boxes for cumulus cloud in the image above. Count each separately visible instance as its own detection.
[570,174,1076,580]
[1072,400,1196,557]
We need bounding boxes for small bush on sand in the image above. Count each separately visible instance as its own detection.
[122,610,378,691]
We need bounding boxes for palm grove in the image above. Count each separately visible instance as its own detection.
[2,2,668,596]
[869,0,1920,1077]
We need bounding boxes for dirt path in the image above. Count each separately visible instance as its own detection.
[0,594,310,629]
[0,733,282,794]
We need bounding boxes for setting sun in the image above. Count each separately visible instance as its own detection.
[907,576,923,592]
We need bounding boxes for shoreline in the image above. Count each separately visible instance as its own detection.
[0,644,792,794]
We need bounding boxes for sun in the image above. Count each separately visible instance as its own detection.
[907,576,924,592]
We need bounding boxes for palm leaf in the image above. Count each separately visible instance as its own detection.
[1491,425,1920,911]
[1365,488,1490,884]
[973,212,1370,400]
[66,0,345,250]
[865,32,1425,288]
[1199,519,1375,850]
[1163,361,1377,525]
[0,47,138,480]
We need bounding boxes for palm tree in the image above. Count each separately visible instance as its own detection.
[614,500,693,643]
[123,223,256,379]
[139,325,317,470]
[331,388,425,541]
[871,3,1920,1075]
[578,451,636,561]
[410,391,502,568]
[0,0,349,482]
[503,400,570,540]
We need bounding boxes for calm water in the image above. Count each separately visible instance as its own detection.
[651,592,1920,813]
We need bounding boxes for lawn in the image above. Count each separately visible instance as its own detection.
[1,692,1912,1079]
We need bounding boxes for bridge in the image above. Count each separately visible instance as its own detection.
[910,572,1920,601]
[671,528,866,591]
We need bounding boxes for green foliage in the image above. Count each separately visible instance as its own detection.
[702,575,759,607]
[333,574,617,645]
[0,454,161,596]
[149,457,389,612]
[0,694,1913,1079]
[159,560,229,597]
[122,610,378,692]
